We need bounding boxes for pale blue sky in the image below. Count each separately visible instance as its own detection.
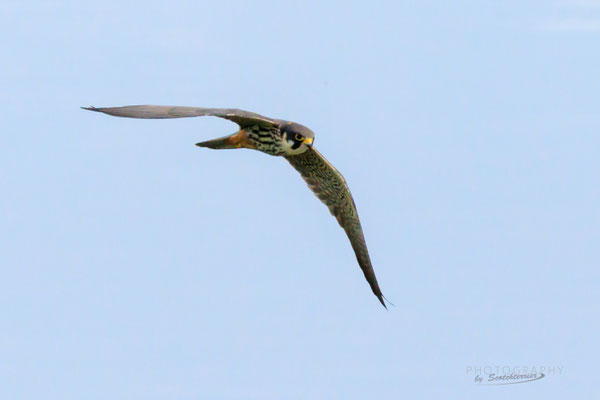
[1,0,598,399]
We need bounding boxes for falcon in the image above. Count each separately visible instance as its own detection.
[83,105,388,308]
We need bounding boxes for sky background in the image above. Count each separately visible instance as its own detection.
[1,0,598,398]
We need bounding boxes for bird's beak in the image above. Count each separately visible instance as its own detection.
[303,137,314,146]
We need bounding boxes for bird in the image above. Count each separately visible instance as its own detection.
[82,105,388,308]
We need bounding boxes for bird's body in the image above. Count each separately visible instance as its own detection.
[83,105,388,308]
[195,125,279,153]
[197,121,316,157]
[198,123,310,157]
[245,125,284,155]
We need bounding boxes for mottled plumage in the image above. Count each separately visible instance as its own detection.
[285,148,384,306]
[83,105,387,308]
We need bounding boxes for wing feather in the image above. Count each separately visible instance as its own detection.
[285,148,386,308]
[82,105,275,127]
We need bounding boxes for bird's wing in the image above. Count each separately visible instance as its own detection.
[82,105,275,127]
[285,148,386,308]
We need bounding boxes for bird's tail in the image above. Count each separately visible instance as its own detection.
[195,131,246,150]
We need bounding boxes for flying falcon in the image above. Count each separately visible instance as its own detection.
[83,105,388,308]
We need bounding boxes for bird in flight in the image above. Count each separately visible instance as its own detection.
[83,105,388,308]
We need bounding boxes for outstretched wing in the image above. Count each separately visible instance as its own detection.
[82,105,275,127]
[285,148,386,308]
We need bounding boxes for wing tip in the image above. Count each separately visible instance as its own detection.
[378,294,394,310]
[378,296,388,310]
[81,106,100,112]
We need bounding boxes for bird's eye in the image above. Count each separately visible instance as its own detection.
[295,133,304,141]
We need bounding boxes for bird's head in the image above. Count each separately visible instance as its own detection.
[279,121,315,155]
